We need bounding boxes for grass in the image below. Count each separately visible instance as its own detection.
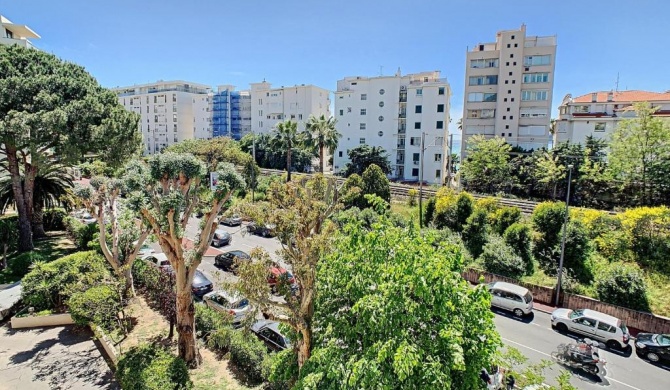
[645,272,670,318]
[390,201,420,225]
[0,231,76,284]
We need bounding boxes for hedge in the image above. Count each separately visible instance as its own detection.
[69,285,122,332]
[116,343,192,390]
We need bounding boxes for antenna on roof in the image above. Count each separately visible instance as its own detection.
[615,72,620,92]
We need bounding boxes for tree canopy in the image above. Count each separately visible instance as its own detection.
[304,115,340,173]
[344,145,392,177]
[460,135,512,194]
[166,137,251,171]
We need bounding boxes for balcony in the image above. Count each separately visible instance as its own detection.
[399,93,407,103]
[396,144,405,150]
[398,110,406,119]
[413,160,420,165]
[0,37,36,49]
[396,159,405,165]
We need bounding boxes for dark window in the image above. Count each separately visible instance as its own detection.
[414,122,421,129]
[437,104,445,112]
[514,43,518,47]
[508,90,512,94]
[507,44,511,48]
[503,116,507,120]
[504,98,508,102]
[339,109,343,116]
[412,168,419,176]
[507,107,511,112]
[513,62,517,66]
[438,87,445,95]
[338,151,343,157]
[509,72,513,76]
[415,105,422,113]
[505,125,509,129]
[511,98,515,102]
[506,62,510,66]
[512,80,516,84]
[436,121,444,129]
[413,153,420,162]
[510,116,514,119]
[505,80,509,84]
[508,133,511,136]
[511,35,515,40]
[510,54,514,58]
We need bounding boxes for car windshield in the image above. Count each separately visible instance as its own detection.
[569,309,583,319]
[193,271,209,283]
[524,292,533,303]
[655,334,670,346]
[620,323,629,335]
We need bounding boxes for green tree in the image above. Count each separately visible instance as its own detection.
[166,137,251,171]
[297,215,500,389]
[123,153,244,367]
[462,208,489,259]
[344,145,392,176]
[340,173,365,209]
[0,218,18,270]
[239,132,313,172]
[595,263,649,311]
[304,115,341,173]
[243,158,260,199]
[534,152,566,199]
[461,135,512,194]
[362,164,390,204]
[271,120,301,182]
[503,222,533,274]
[0,45,141,251]
[75,176,151,297]
[608,102,670,205]
[480,235,526,278]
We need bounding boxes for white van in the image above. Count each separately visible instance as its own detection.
[487,281,534,317]
[551,308,631,350]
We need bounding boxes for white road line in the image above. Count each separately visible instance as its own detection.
[501,337,649,390]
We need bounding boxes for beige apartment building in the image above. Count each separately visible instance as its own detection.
[1,13,40,49]
[461,24,556,159]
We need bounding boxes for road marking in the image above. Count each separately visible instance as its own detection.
[501,337,649,390]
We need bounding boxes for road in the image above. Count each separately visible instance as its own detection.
[494,308,670,389]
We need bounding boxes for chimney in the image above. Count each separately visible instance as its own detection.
[607,92,614,102]
[591,93,598,102]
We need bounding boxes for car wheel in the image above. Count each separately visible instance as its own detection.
[606,340,620,350]
[646,352,660,362]
[555,322,568,333]
[513,308,524,317]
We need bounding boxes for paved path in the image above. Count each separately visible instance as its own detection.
[0,322,118,390]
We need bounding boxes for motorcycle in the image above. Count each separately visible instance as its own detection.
[551,338,607,378]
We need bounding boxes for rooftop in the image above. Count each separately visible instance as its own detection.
[571,90,670,104]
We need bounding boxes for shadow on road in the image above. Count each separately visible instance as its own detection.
[551,328,633,357]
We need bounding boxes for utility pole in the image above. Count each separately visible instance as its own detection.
[555,164,574,307]
[252,131,256,203]
[446,133,454,187]
[419,132,425,227]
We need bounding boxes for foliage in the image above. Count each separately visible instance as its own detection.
[491,206,521,235]
[271,120,302,181]
[340,173,366,209]
[132,260,177,337]
[503,223,533,274]
[480,235,526,278]
[608,102,670,205]
[0,217,19,269]
[116,343,192,390]
[462,208,489,259]
[619,206,670,272]
[243,157,260,195]
[43,208,68,231]
[166,137,251,170]
[595,263,649,311]
[461,135,513,194]
[297,216,500,389]
[6,251,44,278]
[195,304,229,340]
[207,327,269,383]
[533,151,566,199]
[78,160,116,178]
[407,188,418,207]
[63,216,97,249]
[532,202,567,266]
[434,190,474,232]
[423,197,436,227]
[262,349,299,390]
[239,132,314,172]
[362,164,391,204]
[21,250,113,311]
[68,285,122,332]
[304,114,341,173]
[343,145,392,176]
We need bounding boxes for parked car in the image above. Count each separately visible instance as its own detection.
[220,214,242,227]
[79,212,97,224]
[268,265,296,293]
[486,281,533,317]
[214,250,251,273]
[247,222,276,238]
[136,242,155,256]
[635,333,670,363]
[142,253,171,269]
[211,229,232,247]
[191,270,214,297]
[251,320,291,352]
[551,308,631,350]
[203,290,252,328]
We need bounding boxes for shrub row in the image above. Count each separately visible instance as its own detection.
[116,343,192,390]
[63,216,97,250]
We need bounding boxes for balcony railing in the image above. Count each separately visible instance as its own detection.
[399,110,406,118]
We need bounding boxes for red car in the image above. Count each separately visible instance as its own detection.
[267,266,296,293]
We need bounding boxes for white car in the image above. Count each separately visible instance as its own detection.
[136,242,155,256]
[551,308,631,350]
[141,253,171,269]
[79,212,97,224]
[203,290,252,327]
[487,281,533,317]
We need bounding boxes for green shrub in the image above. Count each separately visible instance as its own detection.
[362,164,390,204]
[423,197,436,227]
[594,230,632,261]
[195,304,229,340]
[43,208,68,231]
[595,263,649,311]
[562,220,593,282]
[492,206,521,235]
[340,174,365,209]
[480,235,526,278]
[462,208,488,259]
[407,188,418,207]
[64,216,98,249]
[69,285,122,331]
[620,207,670,272]
[208,327,268,383]
[433,192,474,232]
[6,251,44,278]
[532,201,567,253]
[262,349,299,390]
[116,343,192,390]
[503,223,533,274]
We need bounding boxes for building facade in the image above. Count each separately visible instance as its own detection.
[462,24,556,158]
[333,71,451,185]
[212,85,251,140]
[250,82,330,134]
[555,90,670,146]
[114,81,212,155]
[1,13,40,49]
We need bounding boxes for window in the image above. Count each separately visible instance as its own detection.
[378,115,384,121]
[379,101,384,107]
[416,89,423,96]
[594,122,606,132]
[359,138,366,144]
[468,75,498,86]
[338,151,343,157]
[360,123,366,130]
[415,105,422,113]
[523,72,550,83]
[414,122,421,129]
[412,168,419,176]
[574,105,590,113]
[435,136,444,145]
[436,121,444,129]
[597,322,615,333]
[467,93,497,102]
[576,317,597,328]
[467,109,496,119]
[503,116,507,120]
[470,58,499,68]
[360,108,367,115]
[379,89,385,95]
[361,94,367,100]
[410,137,421,146]
[347,107,352,113]
[507,44,511,48]
[521,90,548,101]
[413,153,420,162]
[173,105,177,112]
[523,55,551,66]
[437,104,445,112]
[438,87,445,95]
[299,114,303,120]
[154,115,158,123]
[378,131,384,137]
[435,169,441,178]
[510,116,514,119]
[173,124,177,132]
[434,153,442,162]
[172,94,176,102]
[339,109,344,116]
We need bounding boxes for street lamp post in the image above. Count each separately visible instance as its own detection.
[555,164,574,307]
[419,132,426,227]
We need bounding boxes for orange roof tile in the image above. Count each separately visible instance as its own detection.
[572,90,670,103]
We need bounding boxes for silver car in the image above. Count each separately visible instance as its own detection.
[551,308,631,350]
[203,290,252,327]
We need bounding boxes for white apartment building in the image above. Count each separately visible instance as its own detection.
[113,81,213,155]
[1,13,40,49]
[333,71,451,185]
[555,90,670,146]
[462,24,556,158]
[250,82,330,134]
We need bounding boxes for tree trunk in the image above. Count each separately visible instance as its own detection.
[1,244,7,270]
[552,182,558,200]
[176,288,200,367]
[319,144,325,174]
[168,317,175,340]
[32,205,46,239]
[296,326,312,368]
[5,147,33,251]
[123,265,136,298]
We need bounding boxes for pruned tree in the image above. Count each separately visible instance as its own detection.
[235,175,340,369]
[75,177,151,297]
[123,152,244,367]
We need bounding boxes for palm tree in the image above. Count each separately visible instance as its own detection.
[304,115,341,173]
[457,118,463,132]
[0,163,75,238]
[271,120,300,182]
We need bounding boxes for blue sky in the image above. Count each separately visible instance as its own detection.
[4,0,670,139]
